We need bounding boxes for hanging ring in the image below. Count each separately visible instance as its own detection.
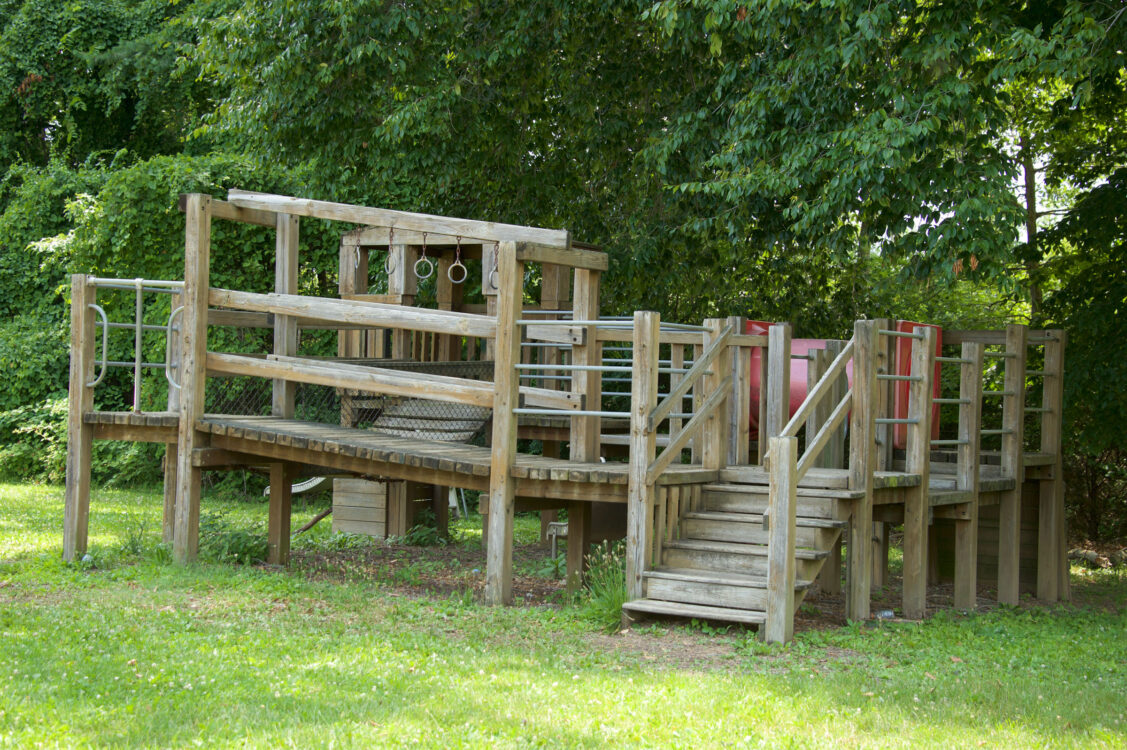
[448,260,468,284]
[384,252,395,275]
[488,241,500,290]
[414,256,435,279]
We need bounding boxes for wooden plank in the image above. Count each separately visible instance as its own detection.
[954,342,984,609]
[273,213,299,418]
[902,326,936,619]
[268,463,296,564]
[173,194,212,564]
[626,311,660,601]
[647,376,731,483]
[161,444,177,545]
[764,436,798,643]
[649,324,732,430]
[484,242,523,606]
[209,288,497,339]
[91,423,178,443]
[846,320,878,621]
[796,390,852,478]
[227,189,571,250]
[998,324,1027,605]
[765,324,792,441]
[702,320,731,472]
[63,275,96,561]
[514,243,608,272]
[823,340,848,469]
[944,329,1006,346]
[1038,330,1067,601]
[179,194,276,227]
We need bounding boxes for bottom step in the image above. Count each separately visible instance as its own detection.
[622,598,766,626]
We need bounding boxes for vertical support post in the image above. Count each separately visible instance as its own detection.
[765,324,792,441]
[998,324,1027,604]
[388,243,419,359]
[757,339,770,464]
[567,267,601,591]
[846,320,878,621]
[903,326,936,619]
[63,275,97,561]
[338,238,368,427]
[162,291,182,545]
[1038,330,1067,601]
[626,311,660,600]
[267,462,296,564]
[806,348,828,456]
[873,318,894,471]
[702,319,731,471]
[824,339,848,469]
[765,435,798,643]
[538,263,569,542]
[727,316,751,465]
[954,342,984,609]
[484,242,523,606]
[273,214,300,418]
[172,193,212,565]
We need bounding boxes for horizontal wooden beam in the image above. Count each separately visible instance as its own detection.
[209,288,498,339]
[207,352,497,408]
[944,329,1006,346]
[178,194,277,228]
[227,189,571,250]
[514,243,608,272]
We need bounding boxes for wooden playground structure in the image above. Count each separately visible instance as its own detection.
[63,191,1069,642]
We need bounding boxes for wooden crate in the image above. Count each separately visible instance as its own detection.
[332,478,387,538]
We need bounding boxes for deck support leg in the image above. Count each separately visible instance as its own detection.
[63,274,96,562]
[626,311,660,601]
[268,463,296,565]
[846,321,878,621]
[872,523,889,588]
[821,536,842,595]
[902,326,935,620]
[953,342,983,610]
[764,436,798,643]
[484,242,523,606]
[172,194,212,565]
[161,444,177,544]
[1037,330,1067,602]
[998,324,1027,605]
[566,501,591,593]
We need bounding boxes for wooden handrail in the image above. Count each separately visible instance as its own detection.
[796,389,852,478]
[778,338,854,439]
[646,375,732,484]
[648,325,733,430]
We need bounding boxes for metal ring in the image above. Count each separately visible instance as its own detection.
[165,306,184,391]
[86,303,109,387]
[414,256,435,280]
[488,268,499,290]
[384,253,395,275]
[447,260,468,284]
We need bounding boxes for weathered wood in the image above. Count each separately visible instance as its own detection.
[954,342,984,609]
[944,329,1007,346]
[649,324,732,429]
[702,319,732,472]
[514,243,608,271]
[796,390,852,478]
[179,194,276,227]
[998,324,1027,604]
[227,189,572,250]
[729,316,752,465]
[902,326,936,619]
[173,194,212,564]
[63,275,96,561]
[846,320,878,621]
[874,319,894,471]
[273,213,300,418]
[824,340,848,469]
[626,311,660,600]
[161,444,177,544]
[268,463,297,564]
[822,536,843,595]
[765,324,792,442]
[209,288,497,339]
[1038,330,1067,601]
[484,242,523,606]
[764,436,798,643]
[647,376,732,483]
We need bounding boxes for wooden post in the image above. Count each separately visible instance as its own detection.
[172,193,212,565]
[727,316,751,465]
[873,318,894,471]
[538,263,569,542]
[484,242,523,606]
[757,338,770,464]
[626,311,660,600]
[954,342,984,609]
[702,319,731,471]
[162,292,182,544]
[903,326,936,619]
[846,320,878,621]
[388,243,419,359]
[806,347,828,457]
[63,275,97,561]
[765,324,792,441]
[338,238,368,426]
[566,267,601,591]
[273,214,300,418]
[764,435,798,643]
[998,324,1027,605]
[1038,330,1067,601]
[268,462,296,564]
[824,339,848,469]
[822,537,842,595]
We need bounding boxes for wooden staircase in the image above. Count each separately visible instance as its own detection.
[623,480,849,626]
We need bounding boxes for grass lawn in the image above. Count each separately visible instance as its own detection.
[0,481,1124,748]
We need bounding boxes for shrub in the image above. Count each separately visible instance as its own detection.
[579,540,627,631]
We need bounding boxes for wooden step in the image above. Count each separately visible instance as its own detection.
[662,538,827,579]
[622,598,766,626]
[681,512,840,547]
[700,485,845,519]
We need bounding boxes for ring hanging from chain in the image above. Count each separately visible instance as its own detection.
[414,231,434,279]
[488,241,500,290]
[384,227,396,275]
[448,235,468,284]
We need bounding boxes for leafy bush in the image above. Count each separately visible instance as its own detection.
[199,512,267,565]
[399,507,445,547]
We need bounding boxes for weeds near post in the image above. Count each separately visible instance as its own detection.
[579,540,627,631]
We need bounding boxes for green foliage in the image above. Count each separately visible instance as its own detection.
[0,313,68,411]
[578,540,627,631]
[400,507,446,547]
[198,511,267,565]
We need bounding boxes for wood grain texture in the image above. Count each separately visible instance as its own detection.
[902,326,936,619]
[764,436,798,643]
[954,342,984,609]
[998,324,1027,604]
[63,275,96,561]
[626,311,660,600]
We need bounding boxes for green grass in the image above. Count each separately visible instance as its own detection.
[1,482,1125,748]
